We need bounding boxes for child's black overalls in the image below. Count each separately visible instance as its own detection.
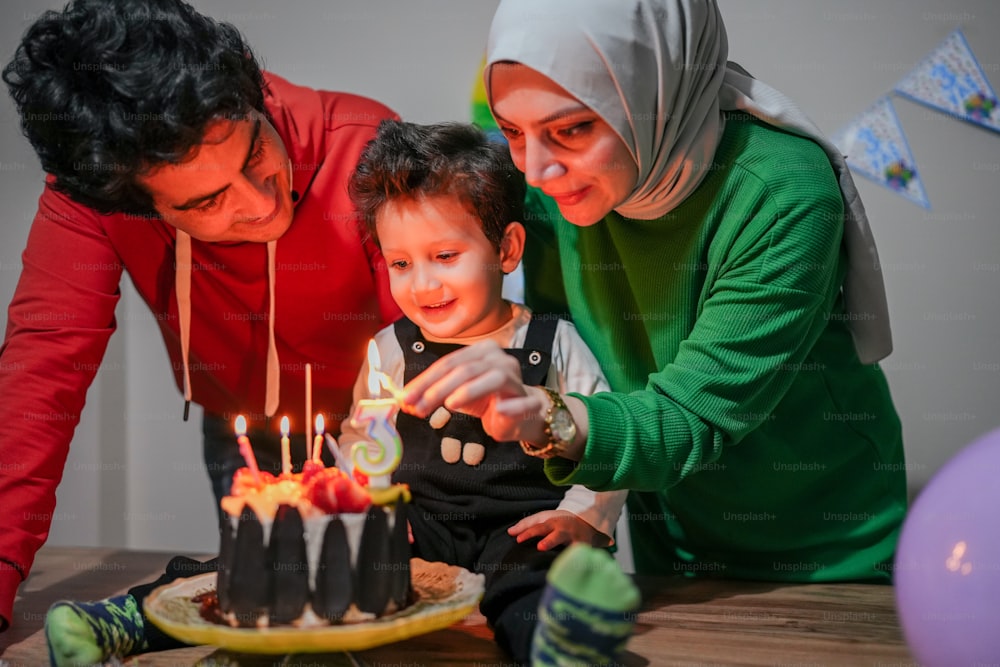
[391,315,567,662]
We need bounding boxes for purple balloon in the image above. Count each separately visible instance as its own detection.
[895,427,1000,666]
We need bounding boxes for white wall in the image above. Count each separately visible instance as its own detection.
[1,0,998,552]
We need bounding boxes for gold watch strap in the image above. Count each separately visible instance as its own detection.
[519,439,560,458]
[518,387,567,459]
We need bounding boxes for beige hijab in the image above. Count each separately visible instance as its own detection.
[485,0,892,364]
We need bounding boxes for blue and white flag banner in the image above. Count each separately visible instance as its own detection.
[833,96,931,209]
[894,29,999,134]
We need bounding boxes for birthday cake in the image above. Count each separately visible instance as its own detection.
[216,461,411,627]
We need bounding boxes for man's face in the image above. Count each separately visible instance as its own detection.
[136,110,294,243]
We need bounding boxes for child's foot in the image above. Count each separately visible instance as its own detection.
[45,594,148,666]
[531,543,640,666]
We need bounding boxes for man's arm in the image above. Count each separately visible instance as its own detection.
[0,185,123,630]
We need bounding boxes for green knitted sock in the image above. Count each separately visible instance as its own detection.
[531,544,640,666]
[45,594,148,666]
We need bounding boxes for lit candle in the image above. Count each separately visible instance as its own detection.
[234,415,260,483]
[375,367,404,402]
[311,413,325,465]
[349,340,403,488]
[305,363,313,460]
[280,416,291,476]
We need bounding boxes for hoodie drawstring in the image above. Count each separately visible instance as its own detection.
[174,233,280,421]
[175,230,193,420]
[264,239,280,417]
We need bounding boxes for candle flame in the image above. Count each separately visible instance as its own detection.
[366,339,381,396]
[235,415,247,436]
[380,374,396,395]
[315,413,325,435]
[280,415,290,436]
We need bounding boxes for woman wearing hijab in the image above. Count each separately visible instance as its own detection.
[403,0,907,585]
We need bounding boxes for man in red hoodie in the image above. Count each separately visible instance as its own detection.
[0,0,401,633]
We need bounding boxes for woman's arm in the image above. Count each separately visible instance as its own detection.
[403,179,846,494]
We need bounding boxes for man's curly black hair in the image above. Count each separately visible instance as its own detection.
[2,0,266,215]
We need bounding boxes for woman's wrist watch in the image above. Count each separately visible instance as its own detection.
[519,387,577,459]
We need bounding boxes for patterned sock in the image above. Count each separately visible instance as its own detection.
[531,544,640,666]
[45,594,149,667]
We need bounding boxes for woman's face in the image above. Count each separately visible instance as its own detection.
[490,64,638,226]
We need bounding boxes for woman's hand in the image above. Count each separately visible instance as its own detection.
[400,340,549,444]
[508,510,609,550]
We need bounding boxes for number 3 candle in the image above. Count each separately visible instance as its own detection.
[350,340,403,488]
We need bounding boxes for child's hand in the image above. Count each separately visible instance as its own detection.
[399,340,549,445]
[508,510,606,550]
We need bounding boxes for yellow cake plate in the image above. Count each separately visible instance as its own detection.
[144,559,485,654]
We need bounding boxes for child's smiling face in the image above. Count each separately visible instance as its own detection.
[376,194,523,339]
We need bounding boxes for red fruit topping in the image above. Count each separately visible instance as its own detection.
[309,477,339,514]
[335,475,372,514]
[300,460,325,484]
[305,466,371,514]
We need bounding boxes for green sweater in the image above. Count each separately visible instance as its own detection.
[524,114,906,582]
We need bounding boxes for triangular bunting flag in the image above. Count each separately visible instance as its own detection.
[894,29,999,134]
[833,96,931,209]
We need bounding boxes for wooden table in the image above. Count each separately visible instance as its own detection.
[1,547,915,666]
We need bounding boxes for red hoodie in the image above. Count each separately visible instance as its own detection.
[0,72,402,629]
